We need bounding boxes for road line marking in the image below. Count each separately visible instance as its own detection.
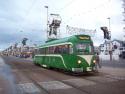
[39,81,72,90]
[63,78,96,87]
[105,75,125,80]
[85,76,118,83]
[18,83,40,93]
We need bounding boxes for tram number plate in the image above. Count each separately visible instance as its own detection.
[72,68,83,72]
[87,67,92,71]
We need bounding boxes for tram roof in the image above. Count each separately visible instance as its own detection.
[38,34,92,48]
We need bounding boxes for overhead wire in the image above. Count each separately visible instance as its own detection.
[58,0,76,13]
[18,0,37,32]
[62,0,111,26]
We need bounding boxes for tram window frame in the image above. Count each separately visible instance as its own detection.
[75,43,94,55]
[45,47,49,54]
[39,48,46,54]
[48,46,54,54]
[69,45,73,54]
[34,49,39,54]
[54,44,70,54]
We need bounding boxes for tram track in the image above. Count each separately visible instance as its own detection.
[3,56,125,94]
[7,59,91,94]
[33,67,92,94]
[4,58,50,94]
[18,69,51,94]
[1,56,125,94]
[5,57,107,94]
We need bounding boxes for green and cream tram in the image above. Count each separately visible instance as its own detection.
[33,34,96,73]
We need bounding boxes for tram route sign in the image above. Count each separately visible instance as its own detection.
[78,36,90,40]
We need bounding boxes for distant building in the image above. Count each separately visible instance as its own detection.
[99,39,125,55]
[122,0,125,41]
[94,46,100,54]
[1,41,36,58]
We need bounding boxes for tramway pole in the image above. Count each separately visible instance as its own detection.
[44,6,49,39]
[100,17,112,61]
[107,17,112,61]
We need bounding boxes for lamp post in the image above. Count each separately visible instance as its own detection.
[44,6,49,38]
[107,17,111,31]
[107,17,112,61]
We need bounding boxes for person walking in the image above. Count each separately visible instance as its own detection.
[94,53,101,72]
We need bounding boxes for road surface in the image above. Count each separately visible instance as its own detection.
[0,56,125,94]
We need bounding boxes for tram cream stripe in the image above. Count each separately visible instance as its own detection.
[35,54,67,68]
[78,55,93,66]
[39,42,73,48]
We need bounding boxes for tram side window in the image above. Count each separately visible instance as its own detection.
[39,48,46,54]
[46,47,49,54]
[54,46,60,54]
[54,45,69,54]
[34,49,39,54]
[76,43,94,54]
[48,46,55,54]
[62,45,69,54]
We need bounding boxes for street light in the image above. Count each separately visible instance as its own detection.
[44,6,49,38]
[107,17,112,61]
[107,17,111,31]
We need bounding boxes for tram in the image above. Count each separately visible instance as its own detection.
[33,34,97,73]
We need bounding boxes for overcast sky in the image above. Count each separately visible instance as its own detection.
[0,0,124,51]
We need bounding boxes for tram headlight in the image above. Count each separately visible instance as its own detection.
[93,60,96,64]
[78,60,82,64]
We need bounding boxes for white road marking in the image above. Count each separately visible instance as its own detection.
[17,75,120,92]
[18,83,40,93]
[39,81,72,90]
[85,76,118,83]
[63,78,96,87]
[105,75,125,80]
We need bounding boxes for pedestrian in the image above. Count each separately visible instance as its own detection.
[95,53,101,71]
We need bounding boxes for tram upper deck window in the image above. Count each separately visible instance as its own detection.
[76,43,94,55]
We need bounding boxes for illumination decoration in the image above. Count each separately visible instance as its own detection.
[66,25,96,36]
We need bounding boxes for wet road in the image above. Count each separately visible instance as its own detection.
[0,56,125,94]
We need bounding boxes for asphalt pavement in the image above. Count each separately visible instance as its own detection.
[101,58,125,68]
[0,56,125,94]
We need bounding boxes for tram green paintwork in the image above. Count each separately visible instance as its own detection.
[33,35,96,73]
